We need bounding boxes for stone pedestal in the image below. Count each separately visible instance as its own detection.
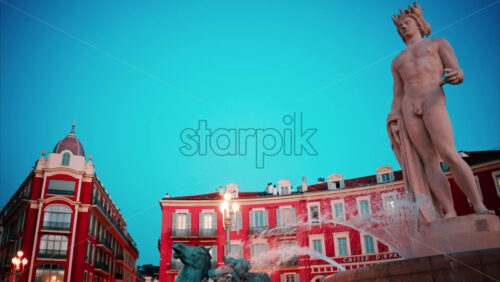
[324,214,500,281]
[414,214,500,258]
[323,248,500,282]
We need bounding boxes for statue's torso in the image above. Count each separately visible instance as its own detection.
[393,39,446,112]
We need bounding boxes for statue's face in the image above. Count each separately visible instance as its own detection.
[398,16,419,39]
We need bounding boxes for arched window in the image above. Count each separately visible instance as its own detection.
[35,263,64,282]
[61,152,70,166]
[38,235,68,259]
[42,205,72,231]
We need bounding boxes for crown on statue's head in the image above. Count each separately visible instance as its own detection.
[392,2,431,42]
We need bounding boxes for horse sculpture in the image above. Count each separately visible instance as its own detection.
[172,243,212,282]
[172,243,271,282]
[222,256,271,282]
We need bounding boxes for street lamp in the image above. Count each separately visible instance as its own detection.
[11,250,28,282]
[220,193,239,256]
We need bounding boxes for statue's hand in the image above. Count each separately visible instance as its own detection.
[442,67,464,85]
[390,122,401,146]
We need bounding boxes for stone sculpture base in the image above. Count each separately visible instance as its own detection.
[323,247,500,281]
[414,214,500,258]
[324,214,500,281]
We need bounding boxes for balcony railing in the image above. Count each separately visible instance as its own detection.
[92,199,139,254]
[199,228,217,237]
[171,228,217,238]
[248,226,269,235]
[100,238,112,249]
[95,263,109,272]
[266,225,297,236]
[38,249,67,259]
[46,189,74,196]
[41,221,71,231]
[3,195,28,220]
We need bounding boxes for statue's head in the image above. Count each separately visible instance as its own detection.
[392,2,431,44]
[172,243,211,268]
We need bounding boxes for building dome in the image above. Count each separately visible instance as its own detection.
[53,124,85,157]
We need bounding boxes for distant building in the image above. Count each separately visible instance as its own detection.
[0,126,140,282]
[158,151,500,282]
[137,264,159,282]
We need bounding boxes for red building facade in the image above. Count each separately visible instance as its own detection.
[159,151,500,282]
[0,127,140,282]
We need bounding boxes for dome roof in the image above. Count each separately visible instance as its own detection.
[53,124,85,157]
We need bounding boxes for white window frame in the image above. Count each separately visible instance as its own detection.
[251,208,267,228]
[307,202,321,224]
[493,170,500,198]
[278,205,294,226]
[360,232,378,254]
[229,240,243,259]
[250,239,269,259]
[381,192,397,211]
[333,232,351,257]
[281,272,299,282]
[176,213,188,230]
[308,234,325,256]
[356,196,371,216]
[330,199,346,221]
[201,210,215,230]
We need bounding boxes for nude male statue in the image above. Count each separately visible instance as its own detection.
[388,3,493,219]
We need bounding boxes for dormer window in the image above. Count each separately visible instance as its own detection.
[381,173,392,182]
[225,183,239,198]
[62,152,70,166]
[278,179,292,195]
[327,174,345,190]
[376,166,395,183]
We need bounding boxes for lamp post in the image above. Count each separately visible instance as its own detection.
[220,193,239,256]
[11,250,28,282]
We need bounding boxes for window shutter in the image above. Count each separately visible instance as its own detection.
[250,244,255,258]
[390,173,395,181]
[172,213,177,231]
[340,180,345,188]
[237,212,242,230]
[291,208,296,225]
[264,210,268,227]
[187,213,191,232]
[212,212,217,231]
[376,174,382,183]
[276,209,282,226]
[249,211,255,228]
[293,273,299,281]
[199,212,204,231]
[238,245,243,258]
[212,245,217,265]
[280,274,286,282]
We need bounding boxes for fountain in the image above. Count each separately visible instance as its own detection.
[171,243,272,282]
[322,2,500,280]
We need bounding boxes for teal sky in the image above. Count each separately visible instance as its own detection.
[1,0,499,265]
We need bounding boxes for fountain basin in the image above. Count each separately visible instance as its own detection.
[324,247,500,281]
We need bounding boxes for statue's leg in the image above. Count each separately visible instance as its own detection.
[402,103,456,216]
[423,102,493,214]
